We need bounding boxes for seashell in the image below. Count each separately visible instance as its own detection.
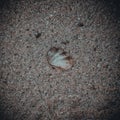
[47,47,74,71]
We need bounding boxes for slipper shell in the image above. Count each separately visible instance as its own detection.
[47,47,74,71]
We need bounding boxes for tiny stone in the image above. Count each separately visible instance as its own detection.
[77,22,84,27]
[35,32,42,38]
[97,63,101,68]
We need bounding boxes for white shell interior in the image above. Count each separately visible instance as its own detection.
[47,47,73,70]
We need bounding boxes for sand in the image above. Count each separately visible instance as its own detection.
[0,0,120,120]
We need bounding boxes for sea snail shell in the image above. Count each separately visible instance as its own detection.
[47,47,74,71]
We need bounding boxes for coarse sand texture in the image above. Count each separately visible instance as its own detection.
[0,0,120,120]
